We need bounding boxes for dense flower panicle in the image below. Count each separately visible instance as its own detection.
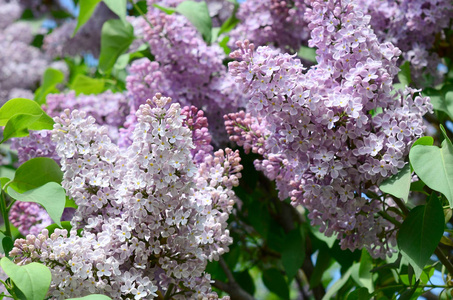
[9,202,52,236]
[227,0,432,258]
[122,1,246,146]
[229,0,310,54]
[11,94,241,299]
[0,0,48,104]
[0,0,23,30]
[11,91,129,164]
[358,0,453,87]
[181,106,214,163]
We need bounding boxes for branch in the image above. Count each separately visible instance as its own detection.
[213,257,256,300]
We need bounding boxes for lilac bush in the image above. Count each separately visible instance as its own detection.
[227,0,432,258]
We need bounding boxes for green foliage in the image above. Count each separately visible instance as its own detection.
[114,44,153,70]
[298,46,317,63]
[34,68,65,105]
[346,287,372,300]
[175,1,213,44]
[7,157,62,193]
[281,228,305,282]
[322,266,353,300]
[397,61,412,87]
[8,182,66,227]
[410,127,453,205]
[0,98,54,143]
[70,74,105,95]
[0,257,51,300]
[103,0,127,23]
[262,268,289,300]
[99,19,135,74]
[397,193,444,279]
[73,0,102,36]
[0,232,13,258]
[379,164,411,203]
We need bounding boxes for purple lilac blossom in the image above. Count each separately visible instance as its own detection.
[358,0,453,87]
[121,1,246,146]
[9,202,75,236]
[227,0,433,258]
[10,93,241,299]
[229,0,310,54]
[0,0,48,104]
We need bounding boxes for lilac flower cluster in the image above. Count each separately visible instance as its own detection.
[227,0,432,258]
[0,0,48,104]
[11,94,241,299]
[229,0,310,54]
[11,90,129,164]
[358,0,453,87]
[122,1,246,146]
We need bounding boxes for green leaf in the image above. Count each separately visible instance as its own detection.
[218,36,231,55]
[358,249,373,292]
[410,135,453,206]
[114,44,152,70]
[8,182,66,227]
[346,287,372,300]
[152,3,175,14]
[8,157,62,193]
[0,98,54,129]
[397,194,444,279]
[70,74,105,96]
[380,164,411,203]
[298,46,317,63]
[103,0,127,23]
[67,296,112,300]
[0,257,51,300]
[34,68,65,105]
[411,136,434,148]
[1,113,42,143]
[216,0,239,38]
[398,61,412,86]
[0,232,13,258]
[233,270,255,296]
[73,0,102,36]
[99,19,134,74]
[322,266,353,300]
[262,268,289,300]
[176,1,212,43]
[281,228,305,282]
[309,248,332,288]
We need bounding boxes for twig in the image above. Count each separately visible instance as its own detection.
[213,257,256,300]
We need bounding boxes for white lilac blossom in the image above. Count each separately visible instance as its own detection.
[121,1,246,146]
[226,0,432,258]
[10,94,241,299]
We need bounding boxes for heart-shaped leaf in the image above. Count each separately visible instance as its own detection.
[8,182,66,227]
[0,257,51,300]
